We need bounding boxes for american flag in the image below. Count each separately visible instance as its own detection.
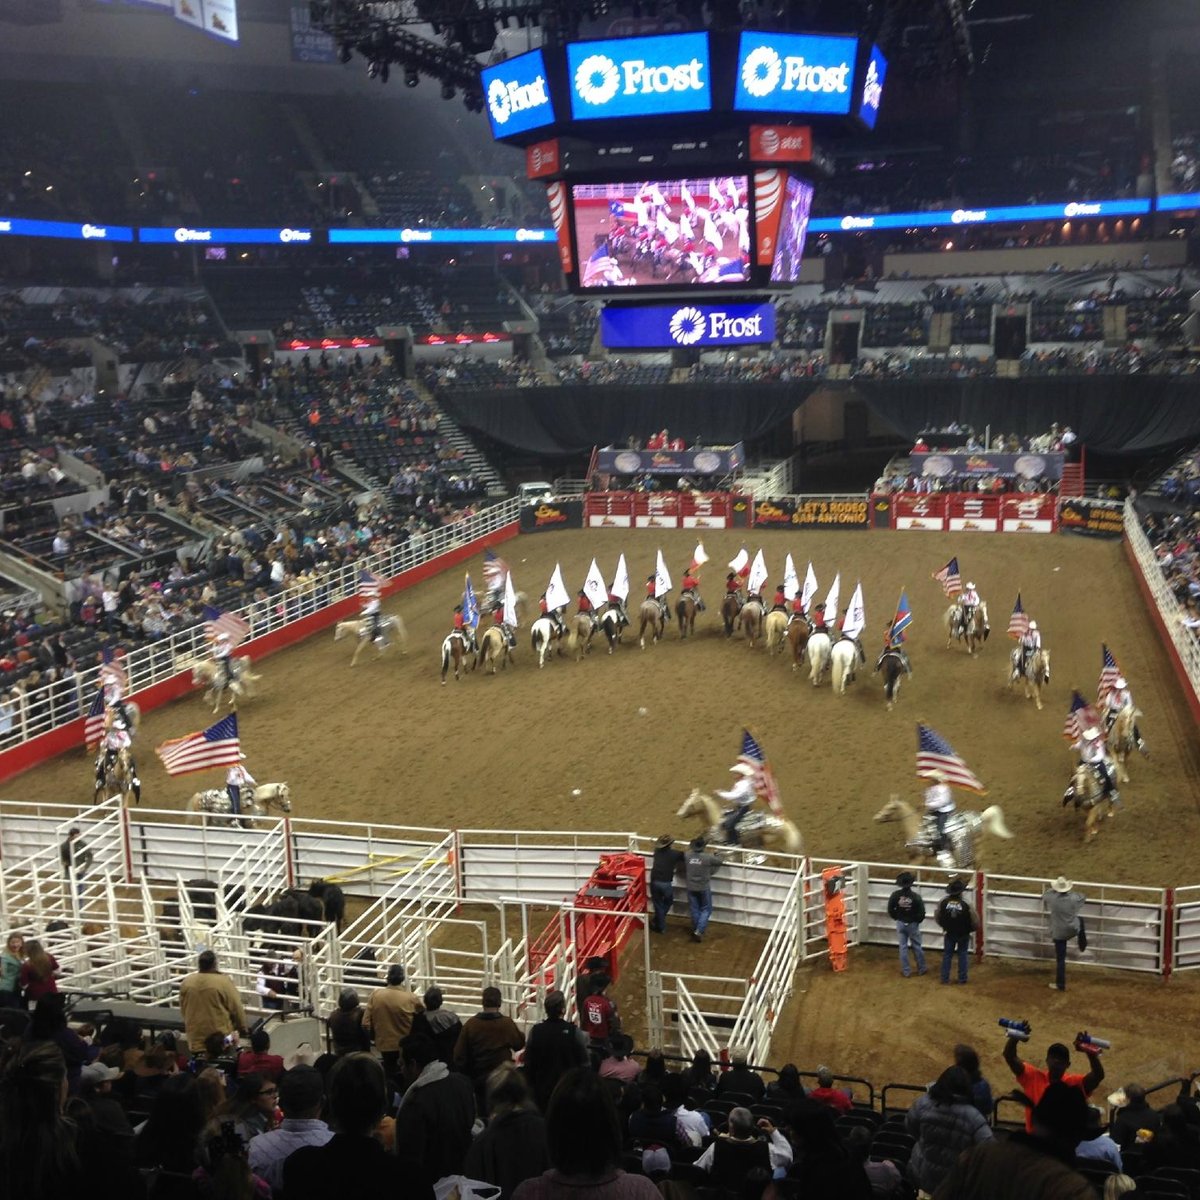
[357,570,382,602]
[99,646,128,695]
[483,549,509,596]
[1098,645,1121,700]
[156,713,242,777]
[203,605,250,647]
[1007,593,1029,640]
[83,688,106,749]
[933,557,962,597]
[1062,690,1101,743]
[917,723,987,794]
[738,728,783,816]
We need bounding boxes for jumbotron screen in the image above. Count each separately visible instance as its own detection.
[769,174,815,283]
[570,177,752,290]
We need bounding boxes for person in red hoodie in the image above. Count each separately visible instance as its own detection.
[771,585,788,613]
[680,567,704,612]
[19,938,59,1002]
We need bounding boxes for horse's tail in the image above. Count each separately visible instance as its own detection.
[981,805,1014,839]
[780,820,802,853]
[831,648,846,693]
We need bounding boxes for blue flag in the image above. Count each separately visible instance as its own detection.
[890,590,912,641]
[463,575,480,628]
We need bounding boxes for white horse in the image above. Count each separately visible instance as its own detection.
[1009,646,1051,710]
[944,601,989,656]
[830,639,862,695]
[594,607,624,655]
[334,614,408,665]
[531,616,564,668]
[186,782,291,827]
[806,631,832,686]
[181,656,261,713]
[873,796,1013,869]
[1107,705,1143,784]
[676,788,802,853]
[764,610,789,655]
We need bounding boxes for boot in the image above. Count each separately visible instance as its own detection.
[1062,788,1075,808]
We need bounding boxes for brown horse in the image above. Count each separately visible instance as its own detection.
[738,598,764,649]
[721,593,741,637]
[638,598,666,648]
[1064,762,1117,841]
[786,616,811,672]
[675,594,697,640]
[440,631,474,683]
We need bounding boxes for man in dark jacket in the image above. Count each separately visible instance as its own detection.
[887,871,927,977]
[650,834,684,933]
[522,990,587,1113]
[407,987,462,1065]
[394,1036,476,1186]
[453,986,526,1110]
[935,878,975,985]
[716,1047,766,1101]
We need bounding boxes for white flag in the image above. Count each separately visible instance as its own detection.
[611,554,630,603]
[783,554,800,601]
[729,546,749,576]
[503,572,518,627]
[654,549,672,599]
[631,196,648,228]
[679,213,694,242]
[692,541,709,567]
[747,549,768,597]
[801,562,818,614]
[725,176,740,207]
[583,558,608,611]
[680,181,696,213]
[702,210,723,252]
[546,563,570,611]
[824,572,841,622]
[842,581,866,640]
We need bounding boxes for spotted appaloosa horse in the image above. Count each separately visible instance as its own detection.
[441,631,474,682]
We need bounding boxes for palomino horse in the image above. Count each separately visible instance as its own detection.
[877,649,909,711]
[183,656,262,713]
[873,796,1013,869]
[676,788,802,853]
[477,625,512,675]
[1107,705,1142,784]
[786,616,811,672]
[440,631,474,683]
[531,616,565,668]
[566,613,596,662]
[676,594,697,640]
[1064,763,1117,840]
[1008,647,1051,710]
[763,610,789,655]
[95,747,138,805]
[334,614,408,666]
[944,602,989,656]
[721,594,741,637]
[186,782,291,827]
[806,631,832,686]
[638,599,666,649]
[594,607,624,655]
[830,639,862,695]
[738,598,764,648]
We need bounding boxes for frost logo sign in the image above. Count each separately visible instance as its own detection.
[566,33,712,119]
[669,307,706,346]
[602,303,775,350]
[734,31,857,115]
[480,50,556,138]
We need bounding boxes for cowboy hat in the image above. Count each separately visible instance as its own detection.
[1115,677,1126,688]
[927,769,948,784]
[730,763,756,777]
[895,871,915,888]
[656,834,674,849]
[1050,876,1073,893]
[1083,728,1101,742]
[946,878,966,895]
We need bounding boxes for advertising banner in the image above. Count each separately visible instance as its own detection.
[201,0,237,41]
[946,494,1001,532]
[893,493,947,531]
[633,494,681,528]
[566,32,712,120]
[918,451,1064,482]
[595,444,745,476]
[173,0,203,30]
[871,494,892,529]
[481,50,557,139]
[752,496,869,529]
[734,30,857,116]
[748,125,813,163]
[0,217,132,242]
[855,44,887,129]
[1058,498,1124,539]
[584,493,634,528]
[601,303,774,350]
[520,501,584,533]
[290,5,336,62]
[526,139,561,180]
[680,493,732,528]
[140,226,313,244]
[753,168,785,268]
[811,198,1152,234]
[546,181,574,274]
[1000,494,1057,533]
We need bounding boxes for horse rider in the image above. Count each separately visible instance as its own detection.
[362,590,384,643]
[606,588,629,628]
[491,605,516,649]
[716,762,758,845]
[876,620,911,674]
[724,572,743,612]
[958,581,981,632]
[1018,619,1041,678]
[576,589,597,630]
[1104,676,1148,756]
[789,591,807,626]
[810,602,829,634]
[102,663,134,730]
[923,769,956,854]
[1064,726,1120,808]
[95,708,141,803]
[646,574,670,625]
[770,584,788,615]
[227,753,255,827]
[836,608,866,665]
[210,629,237,691]
[539,593,566,638]
[680,566,705,612]
[452,604,478,653]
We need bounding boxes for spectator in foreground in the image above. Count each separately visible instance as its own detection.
[522,989,587,1113]
[454,985,526,1106]
[905,1066,993,1196]
[179,949,249,1055]
[213,1071,278,1144]
[407,986,462,1065]
[465,1063,550,1199]
[136,1071,208,1176]
[0,1041,84,1196]
[1108,1081,1163,1147]
[598,1033,640,1085]
[247,1065,332,1193]
[1075,1105,1122,1171]
[808,1065,853,1115]
[363,964,424,1087]
[697,1106,792,1184]
[237,1028,285,1081]
[716,1045,766,1100]
[955,1044,993,1118]
[394,1034,476,1188]
[326,988,370,1057]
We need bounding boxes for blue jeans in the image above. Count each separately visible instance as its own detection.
[1053,939,1067,990]
[651,880,674,932]
[227,785,241,814]
[896,921,926,976]
[688,890,713,936]
[942,933,970,983]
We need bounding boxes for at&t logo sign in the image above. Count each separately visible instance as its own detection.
[740,44,850,99]
[487,74,549,125]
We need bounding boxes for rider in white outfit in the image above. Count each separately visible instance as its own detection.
[923,770,956,852]
[95,711,141,802]
[211,631,234,689]
[1020,620,1041,675]
[227,756,256,826]
[362,595,383,642]
[959,582,981,624]
[1104,676,1148,755]
[1065,726,1119,806]
[716,763,758,845]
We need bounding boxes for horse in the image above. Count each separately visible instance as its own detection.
[594,607,624,655]
[873,796,1013,869]
[738,599,764,649]
[806,631,832,686]
[1009,647,1051,710]
[1107,705,1142,784]
[95,747,138,805]
[183,655,261,713]
[763,610,789,655]
[441,630,474,683]
[478,625,512,675]
[638,598,666,649]
[566,613,596,662]
[676,594,697,640]
[531,616,565,668]
[786,617,811,673]
[334,614,408,666]
[307,880,346,932]
[675,788,802,853]
[877,649,909,711]
[186,781,292,827]
[944,602,989,656]
[721,594,741,638]
[830,638,862,695]
[1064,763,1117,840]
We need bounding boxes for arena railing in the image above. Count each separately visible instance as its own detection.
[0,497,522,755]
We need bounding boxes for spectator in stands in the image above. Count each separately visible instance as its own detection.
[766,1063,806,1105]
[1143,1102,1200,1173]
[717,1046,766,1101]
[512,1067,660,1200]
[579,973,619,1066]
[363,963,424,1087]
[394,1033,476,1186]
[1003,1033,1105,1133]
[136,1071,209,1177]
[179,949,249,1055]
[454,985,526,1107]
[681,1048,718,1095]
[663,1074,711,1148]
[598,1033,640,1085]
[698,1106,792,1184]
[78,1061,133,1140]
[522,989,587,1113]
[906,1066,993,1195]
[808,1065,853,1115]
[627,1082,681,1150]
[0,932,25,1008]
[407,986,462,1066]
[1108,1081,1163,1147]
[237,1028,285,1082]
[465,1063,551,1198]
[1075,1105,1122,1170]
[212,1071,278,1144]
[18,937,59,1003]
[246,1064,332,1193]
[26,992,96,1094]
[326,988,370,1057]
[955,1044,993,1118]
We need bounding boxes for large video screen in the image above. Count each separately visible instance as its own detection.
[769,175,814,284]
[571,177,752,290]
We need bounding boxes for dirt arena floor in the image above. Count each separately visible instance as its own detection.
[12,527,1200,1089]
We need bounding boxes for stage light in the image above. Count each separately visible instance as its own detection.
[404,67,420,87]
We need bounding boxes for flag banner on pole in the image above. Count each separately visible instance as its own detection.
[823,572,841,621]
[783,553,799,601]
[739,728,782,816]
[1007,593,1029,639]
[729,546,749,578]
[842,581,866,640]
[583,559,608,611]
[546,563,571,611]
[156,713,241,777]
[357,570,382,601]
[611,554,630,603]
[483,549,509,596]
[933,557,962,597]
[463,575,480,628]
[99,646,129,696]
[654,549,672,599]
[503,572,519,627]
[203,605,250,648]
[84,688,106,749]
[691,541,709,569]
[801,562,818,614]
[1062,690,1100,743]
[747,549,768,597]
[1098,644,1121,700]
[917,723,987,794]
[890,590,913,641]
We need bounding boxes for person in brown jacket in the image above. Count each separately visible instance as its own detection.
[363,964,424,1086]
[179,950,249,1054]
[454,986,526,1112]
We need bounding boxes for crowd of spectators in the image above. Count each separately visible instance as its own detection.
[1140,457,1200,632]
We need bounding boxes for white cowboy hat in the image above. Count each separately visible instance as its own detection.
[927,769,948,784]
[238,751,248,760]
[1115,677,1126,688]
[966,582,976,590]
[1083,728,1101,741]
[730,763,756,777]
[1028,620,1038,630]
[1050,875,1073,893]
